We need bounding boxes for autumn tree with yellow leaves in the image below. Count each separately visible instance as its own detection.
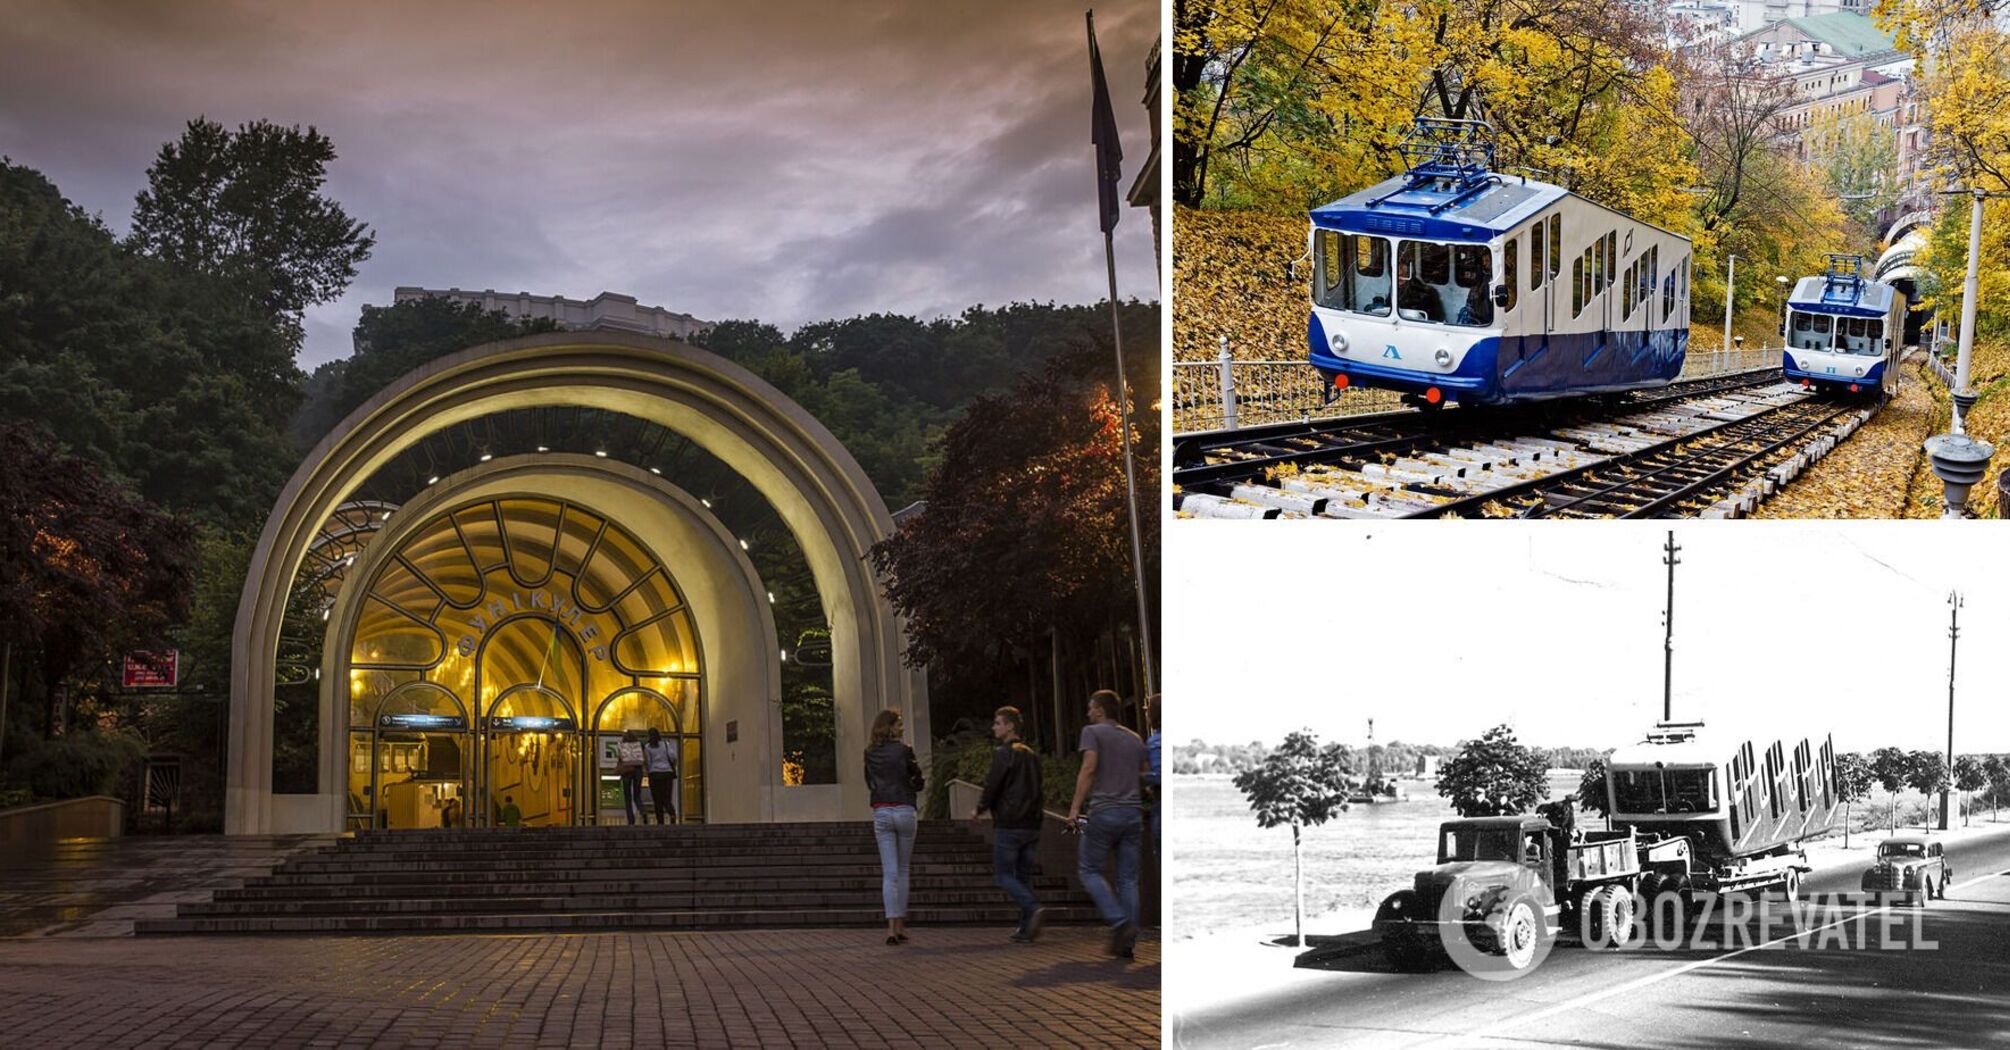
[1172,0,1855,346]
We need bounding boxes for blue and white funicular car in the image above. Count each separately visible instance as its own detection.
[1306,120,1692,407]
[1780,254,1906,398]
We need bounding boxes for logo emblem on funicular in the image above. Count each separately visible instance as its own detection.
[1384,345,1401,360]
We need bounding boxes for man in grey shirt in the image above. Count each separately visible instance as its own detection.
[1067,689,1149,958]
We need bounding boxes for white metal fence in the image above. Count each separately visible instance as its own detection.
[1171,339,1784,435]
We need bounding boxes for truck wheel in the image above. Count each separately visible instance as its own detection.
[1496,896,1544,971]
[1581,886,1612,945]
[1778,868,1801,902]
[1602,886,1638,947]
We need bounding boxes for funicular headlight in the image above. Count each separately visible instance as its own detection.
[1330,332,1349,353]
[1435,348,1453,367]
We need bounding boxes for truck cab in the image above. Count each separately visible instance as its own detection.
[1374,816,1564,971]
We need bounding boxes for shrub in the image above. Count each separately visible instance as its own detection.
[4,730,147,801]
[922,732,1085,819]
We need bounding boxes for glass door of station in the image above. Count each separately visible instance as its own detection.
[348,684,471,830]
[476,685,580,827]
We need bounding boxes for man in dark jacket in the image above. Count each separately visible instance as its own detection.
[974,705,1046,941]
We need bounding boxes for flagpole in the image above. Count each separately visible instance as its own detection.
[1087,9,1156,701]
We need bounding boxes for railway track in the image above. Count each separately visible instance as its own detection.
[1172,369,1878,519]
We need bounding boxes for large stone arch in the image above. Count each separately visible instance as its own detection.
[229,331,924,834]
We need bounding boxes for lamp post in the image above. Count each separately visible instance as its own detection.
[1954,188,1984,434]
[1924,187,1994,516]
[1774,275,1790,351]
[1721,253,1738,373]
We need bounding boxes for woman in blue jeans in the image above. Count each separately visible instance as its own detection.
[864,708,924,946]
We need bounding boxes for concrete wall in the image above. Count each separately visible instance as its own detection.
[0,796,125,846]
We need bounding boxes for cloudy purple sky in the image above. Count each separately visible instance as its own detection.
[0,0,1159,368]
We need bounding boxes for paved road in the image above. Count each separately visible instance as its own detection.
[1174,826,2010,1049]
[0,927,1159,1048]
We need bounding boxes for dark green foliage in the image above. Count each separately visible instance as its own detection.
[293,297,561,445]
[1435,724,1549,818]
[920,729,1079,820]
[129,118,374,320]
[5,728,147,801]
[0,160,303,528]
[779,679,838,786]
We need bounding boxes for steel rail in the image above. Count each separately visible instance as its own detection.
[1172,368,1784,490]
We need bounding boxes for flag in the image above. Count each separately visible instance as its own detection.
[1088,10,1123,234]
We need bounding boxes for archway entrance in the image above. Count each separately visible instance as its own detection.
[229,332,923,835]
[341,495,705,829]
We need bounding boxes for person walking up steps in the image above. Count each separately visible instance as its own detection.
[973,705,1045,942]
[617,729,646,826]
[642,727,678,825]
[865,708,924,946]
[1067,689,1149,960]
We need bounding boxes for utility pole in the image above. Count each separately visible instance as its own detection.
[1662,531,1680,724]
[1942,591,1961,831]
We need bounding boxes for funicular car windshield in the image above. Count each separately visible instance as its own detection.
[1613,768,1717,814]
[1394,240,1493,327]
[1315,230,1391,317]
[1836,317,1883,356]
[1440,826,1520,863]
[1789,311,1833,351]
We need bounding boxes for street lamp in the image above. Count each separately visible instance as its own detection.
[1774,276,1789,349]
[1721,254,1738,372]
[1923,187,1995,517]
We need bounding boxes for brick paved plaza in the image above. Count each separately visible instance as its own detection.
[0,927,1159,1048]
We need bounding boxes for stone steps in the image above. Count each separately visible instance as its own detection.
[218,874,1073,899]
[180,887,1068,915]
[136,904,1102,935]
[137,820,1097,936]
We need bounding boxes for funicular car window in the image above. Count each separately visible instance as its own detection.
[1442,827,1520,863]
[1451,245,1493,326]
[1314,230,1391,317]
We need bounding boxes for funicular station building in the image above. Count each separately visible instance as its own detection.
[223,327,927,835]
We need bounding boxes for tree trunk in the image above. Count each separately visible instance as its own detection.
[1293,822,1304,948]
[1843,800,1850,850]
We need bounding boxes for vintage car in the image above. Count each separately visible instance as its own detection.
[1860,835,1952,906]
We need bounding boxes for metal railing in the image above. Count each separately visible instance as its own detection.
[1172,338,1785,435]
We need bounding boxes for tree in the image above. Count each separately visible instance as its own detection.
[0,425,194,745]
[1436,724,1548,818]
[1870,746,1909,832]
[1985,755,2010,823]
[1576,759,1609,828]
[1954,755,1987,827]
[1232,730,1351,946]
[869,327,1160,746]
[129,118,374,322]
[292,298,560,445]
[0,160,304,529]
[1835,752,1874,849]
[1905,751,1950,833]
[1805,108,1901,247]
